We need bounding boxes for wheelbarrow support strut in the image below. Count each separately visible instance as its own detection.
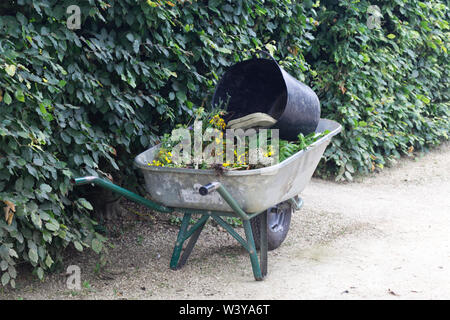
[196,182,268,280]
[72,177,268,280]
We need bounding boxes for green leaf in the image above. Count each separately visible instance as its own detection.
[9,249,18,259]
[345,162,355,173]
[215,46,232,54]
[5,64,16,77]
[45,255,54,268]
[344,171,353,182]
[31,212,42,229]
[387,34,396,39]
[3,92,12,105]
[126,33,134,42]
[40,184,52,193]
[1,272,10,286]
[36,267,44,280]
[79,198,93,210]
[39,100,54,121]
[28,248,39,264]
[39,211,51,221]
[74,241,83,252]
[91,239,102,254]
[14,89,25,102]
[8,265,16,278]
[133,40,140,53]
[176,91,187,103]
[45,219,60,232]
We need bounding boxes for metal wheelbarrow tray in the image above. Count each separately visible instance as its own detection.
[72,119,341,281]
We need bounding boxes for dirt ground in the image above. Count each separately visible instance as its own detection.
[1,141,449,300]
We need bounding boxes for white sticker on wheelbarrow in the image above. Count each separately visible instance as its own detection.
[180,183,224,204]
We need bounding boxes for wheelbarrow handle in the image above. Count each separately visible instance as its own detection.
[71,176,172,213]
[199,182,221,195]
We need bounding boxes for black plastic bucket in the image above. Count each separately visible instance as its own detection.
[212,56,320,141]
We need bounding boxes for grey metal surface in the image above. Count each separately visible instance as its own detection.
[134,119,341,213]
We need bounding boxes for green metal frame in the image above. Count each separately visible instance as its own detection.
[72,176,269,280]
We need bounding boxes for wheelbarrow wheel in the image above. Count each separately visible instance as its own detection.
[251,201,293,251]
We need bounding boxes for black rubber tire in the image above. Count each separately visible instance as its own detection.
[250,201,293,251]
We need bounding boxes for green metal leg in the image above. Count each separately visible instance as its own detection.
[170,213,209,270]
[259,211,268,278]
[243,219,264,281]
[175,217,208,269]
[212,216,250,251]
[170,213,191,270]
[211,214,267,280]
[198,182,270,280]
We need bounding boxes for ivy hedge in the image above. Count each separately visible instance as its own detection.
[311,0,449,181]
[0,0,315,287]
[0,0,448,287]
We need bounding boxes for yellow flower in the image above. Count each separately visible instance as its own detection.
[148,160,164,167]
[223,162,230,167]
[209,114,227,130]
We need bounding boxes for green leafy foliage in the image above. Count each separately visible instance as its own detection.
[0,0,314,286]
[310,0,449,181]
[279,130,330,162]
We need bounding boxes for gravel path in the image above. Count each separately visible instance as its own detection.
[1,141,449,300]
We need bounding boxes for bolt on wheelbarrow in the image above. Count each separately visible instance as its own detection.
[72,119,341,281]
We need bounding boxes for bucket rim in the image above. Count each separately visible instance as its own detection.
[211,57,288,121]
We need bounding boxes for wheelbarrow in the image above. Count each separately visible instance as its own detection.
[72,119,341,281]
